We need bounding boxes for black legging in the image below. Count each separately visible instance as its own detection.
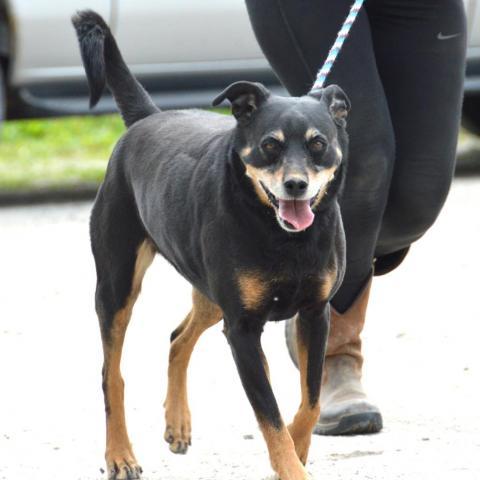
[245,0,466,312]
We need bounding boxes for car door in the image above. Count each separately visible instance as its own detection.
[467,0,480,50]
[10,0,111,86]
[114,0,267,77]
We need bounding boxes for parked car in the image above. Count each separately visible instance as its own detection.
[0,0,480,133]
[0,0,279,121]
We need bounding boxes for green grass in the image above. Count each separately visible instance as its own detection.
[0,109,230,192]
[0,114,125,191]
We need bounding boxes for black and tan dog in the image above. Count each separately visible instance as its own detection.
[73,10,349,480]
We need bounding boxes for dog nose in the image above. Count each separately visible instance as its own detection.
[284,178,308,197]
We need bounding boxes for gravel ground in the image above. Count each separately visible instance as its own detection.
[1,177,479,480]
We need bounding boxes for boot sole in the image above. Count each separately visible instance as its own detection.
[314,411,383,436]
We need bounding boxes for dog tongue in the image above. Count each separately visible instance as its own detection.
[278,199,315,230]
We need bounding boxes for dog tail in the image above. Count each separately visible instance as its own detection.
[72,10,159,127]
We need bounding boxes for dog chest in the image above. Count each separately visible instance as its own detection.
[236,268,335,321]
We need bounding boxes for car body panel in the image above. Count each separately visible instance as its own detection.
[6,0,479,87]
[2,0,480,118]
[9,0,271,86]
[9,0,111,85]
[116,0,266,69]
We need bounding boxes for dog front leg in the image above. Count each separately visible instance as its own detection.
[224,320,309,480]
[164,288,223,454]
[288,304,330,464]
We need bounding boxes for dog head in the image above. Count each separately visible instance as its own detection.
[213,81,350,233]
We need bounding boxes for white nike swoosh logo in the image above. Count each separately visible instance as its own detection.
[437,32,461,40]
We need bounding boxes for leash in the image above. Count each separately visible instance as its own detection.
[311,0,365,90]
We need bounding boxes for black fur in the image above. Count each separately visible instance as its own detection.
[72,10,159,126]
[74,10,350,477]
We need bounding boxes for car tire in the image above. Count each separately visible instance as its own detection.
[462,95,480,135]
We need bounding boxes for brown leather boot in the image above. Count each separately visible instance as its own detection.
[285,277,382,435]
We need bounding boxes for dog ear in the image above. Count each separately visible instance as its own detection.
[309,84,351,128]
[212,81,270,123]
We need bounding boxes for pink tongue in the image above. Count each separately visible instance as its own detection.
[278,199,315,230]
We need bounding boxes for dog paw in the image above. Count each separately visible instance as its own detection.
[276,472,312,480]
[164,400,192,454]
[164,424,191,454]
[275,458,311,480]
[287,422,313,465]
[106,453,142,479]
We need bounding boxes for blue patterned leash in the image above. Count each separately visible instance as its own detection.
[312,0,365,90]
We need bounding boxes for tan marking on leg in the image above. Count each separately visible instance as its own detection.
[288,315,320,465]
[244,341,302,478]
[131,240,156,295]
[319,267,337,301]
[164,289,222,454]
[261,350,271,382]
[259,421,310,479]
[103,239,155,479]
[237,270,269,311]
[169,310,192,342]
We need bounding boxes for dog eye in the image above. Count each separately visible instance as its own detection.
[308,136,327,152]
[261,138,283,156]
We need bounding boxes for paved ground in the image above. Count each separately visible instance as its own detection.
[1,177,479,480]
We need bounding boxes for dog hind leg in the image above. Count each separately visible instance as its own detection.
[92,195,155,480]
[164,288,223,454]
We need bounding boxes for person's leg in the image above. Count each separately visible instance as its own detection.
[245,0,394,434]
[367,0,466,261]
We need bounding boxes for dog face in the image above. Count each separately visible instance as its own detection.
[213,82,350,233]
